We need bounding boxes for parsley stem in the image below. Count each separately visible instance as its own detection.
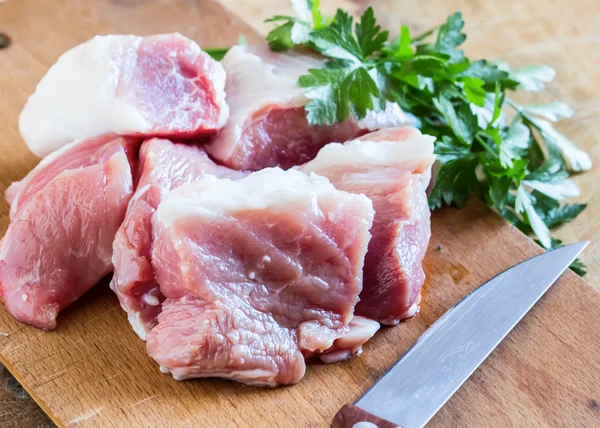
[475,134,498,159]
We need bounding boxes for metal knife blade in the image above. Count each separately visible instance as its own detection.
[333,241,588,428]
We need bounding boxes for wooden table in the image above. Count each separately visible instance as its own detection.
[0,0,598,426]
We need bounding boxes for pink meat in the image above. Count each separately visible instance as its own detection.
[0,135,138,329]
[111,138,245,339]
[6,134,132,220]
[19,34,228,157]
[146,169,374,386]
[300,127,435,325]
[206,45,408,171]
[148,296,306,386]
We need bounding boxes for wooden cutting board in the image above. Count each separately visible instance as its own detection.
[0,0,599,427]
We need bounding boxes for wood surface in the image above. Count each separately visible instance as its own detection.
[0,0,599,427]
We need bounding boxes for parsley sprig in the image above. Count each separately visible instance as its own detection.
[210,2,591,274]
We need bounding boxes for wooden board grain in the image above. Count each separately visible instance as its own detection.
[0,0,599,427]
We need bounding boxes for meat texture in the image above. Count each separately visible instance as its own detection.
[19,33,228,157]
[147,169,375,386]
[0,135,138,329]
[206,44,409,171]
[111,138,245,340]
[300,127,435,324]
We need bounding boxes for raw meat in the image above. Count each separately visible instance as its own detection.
[300,127,435,324]
[318,316,380,364]
[19,33,228,157]
[205,44,409,171]
[111,138,245,340]
[6,133,128,219]
[0,135,138,329]
[146,169,374,386]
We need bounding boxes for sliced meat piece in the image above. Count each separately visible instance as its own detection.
[111,138,245,340]
[205,44,408,171]
[318,316,380,364]
[147,295,306,386]
[6,134,131,220]
[0,135,138,329]
[19,33,228,157]
[300,127,435,325]
[147,168,374,386]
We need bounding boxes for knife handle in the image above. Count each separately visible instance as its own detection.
[332,404,400,428]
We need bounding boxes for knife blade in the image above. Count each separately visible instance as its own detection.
[332,241,588,428]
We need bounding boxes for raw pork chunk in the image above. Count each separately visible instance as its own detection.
[147,169,375,386]
[19,33,228,157]
[0,134,137,329]
[111,138,245,339]
[205,44,408,171]
[300,127,435,324]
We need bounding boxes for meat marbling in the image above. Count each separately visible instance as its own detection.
[0,134,138,329]
[147,168,375,386]
[205,44,409,171]
[300,127,435,324]
[19,33,228,157]
[111,138,245,340]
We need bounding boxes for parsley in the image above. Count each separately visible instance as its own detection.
[265,0,325,51]
[205,48,229,61]
[260,2,592,275]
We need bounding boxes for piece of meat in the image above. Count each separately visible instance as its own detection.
[146,169,374,386]
[6,134,130,220]
[0,135,138,329]
[19,33,228,157]
[111,138,245,340]
[318,316,380,364]
[205,44,409,171]
[300,127,435,325]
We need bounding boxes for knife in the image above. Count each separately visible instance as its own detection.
[332,241,588,428]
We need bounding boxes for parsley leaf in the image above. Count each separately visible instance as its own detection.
[429,156,478,208]
[433,96,477,144]
[434,135,472,163]
[355,7,389,57]
[462,76,487,107]
[265,16,309,51]
[434,12,466,62]
[516,185,552,249]
[510,65,556,92]
[309,10,363,62]
[204,48,229,61]
[569,258,588,277]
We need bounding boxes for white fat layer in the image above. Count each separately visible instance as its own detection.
[143,293,160,306]
[128,312,149,341]
[209,61,229,128]
[168,367,279,386]
[155,168,373,226]
[300,127,435,173]
[19,35,149,157]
